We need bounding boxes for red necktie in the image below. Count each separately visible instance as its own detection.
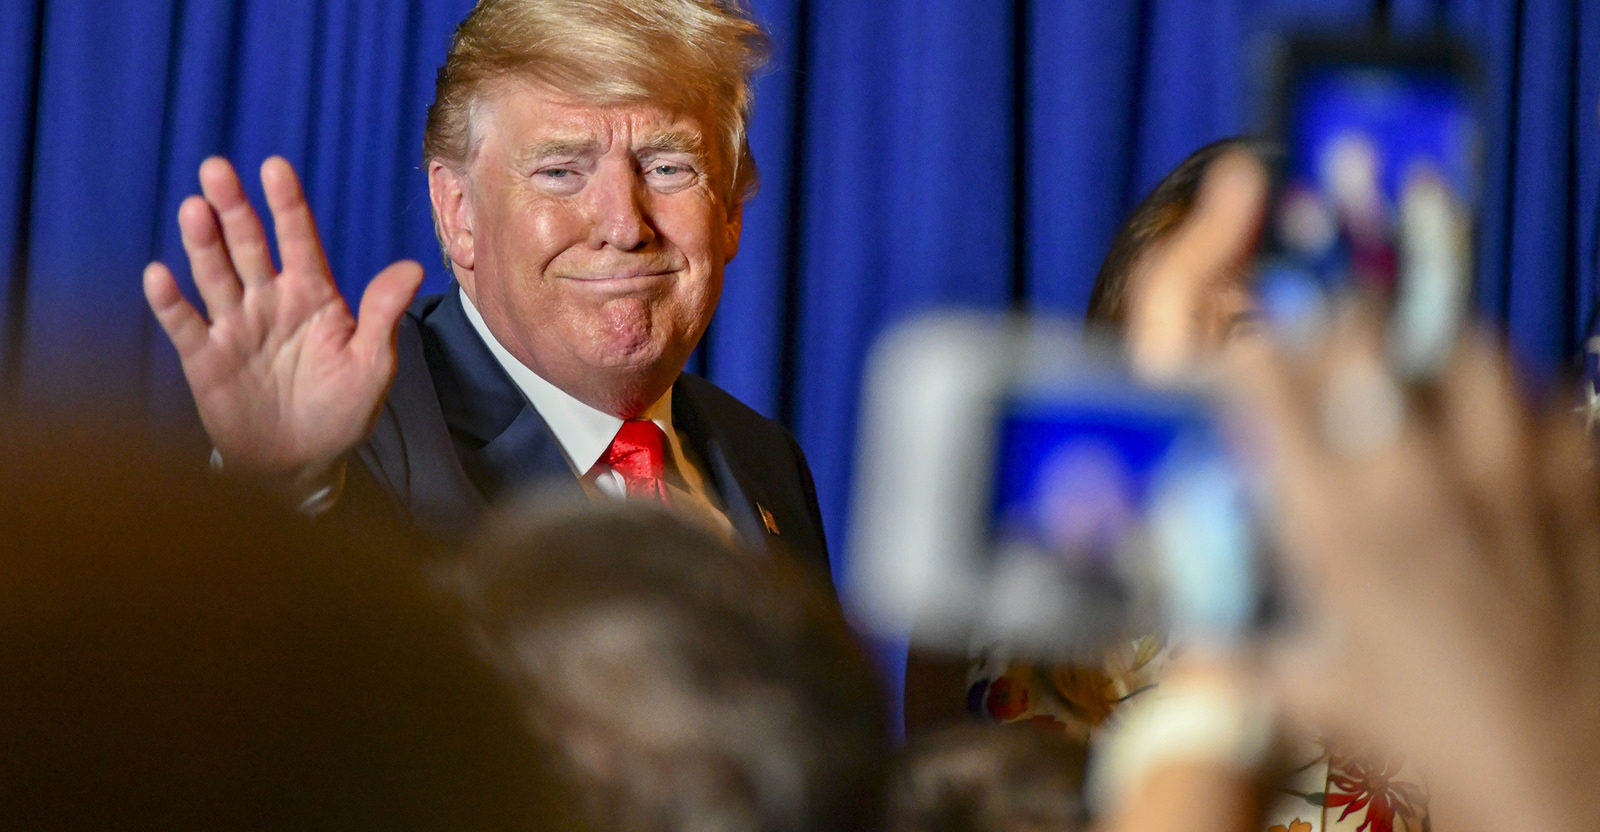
[601,420,672,503]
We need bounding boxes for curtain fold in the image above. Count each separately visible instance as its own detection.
[0,1,42,393]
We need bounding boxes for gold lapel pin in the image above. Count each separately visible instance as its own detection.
[757,503,780,536]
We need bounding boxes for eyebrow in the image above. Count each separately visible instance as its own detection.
[517,129,706,163]
[636,128,705,157]
[517,139,601,167]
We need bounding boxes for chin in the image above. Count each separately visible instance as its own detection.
[587,325,698,372]
[588,370,676,418]
[585,340,667,373]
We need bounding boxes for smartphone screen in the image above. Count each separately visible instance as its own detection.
[986,384,1262,653]
[1259,39,1481,376]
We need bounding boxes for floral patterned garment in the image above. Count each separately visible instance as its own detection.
[967,637,1167,743]
[968,647,1430,832]
[1272,744,1429,832]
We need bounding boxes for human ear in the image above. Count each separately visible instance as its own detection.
[721,198,743,263]
[428,161,476,274]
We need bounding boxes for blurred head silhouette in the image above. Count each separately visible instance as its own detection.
[0,419,572,832]
[444,499,891,832]
[886,723,1088,832]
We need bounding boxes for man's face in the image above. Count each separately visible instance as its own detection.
[431,79,741,417]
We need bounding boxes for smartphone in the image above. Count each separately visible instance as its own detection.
[847,314,1268,661]
[1255,36,1483,377]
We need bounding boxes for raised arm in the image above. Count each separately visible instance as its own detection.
[143,156,423,495]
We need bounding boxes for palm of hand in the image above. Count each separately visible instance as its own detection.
[144,156,423,485]
[190,272,373,475]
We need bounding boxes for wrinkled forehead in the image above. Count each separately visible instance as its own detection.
[463,75,729,164]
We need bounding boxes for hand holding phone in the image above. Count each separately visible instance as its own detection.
[849,315,1267,661]
[1256,36,1482,378]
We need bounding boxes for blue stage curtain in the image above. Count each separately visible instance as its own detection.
[2,0,1596,587]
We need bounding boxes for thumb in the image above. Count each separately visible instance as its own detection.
[351,260,425,360]
[1128,151,1268,385]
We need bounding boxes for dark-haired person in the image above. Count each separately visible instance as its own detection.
[143,0,829,574]
[904,140,1274,745]
[949,139,1271,745]
[1096,146,1600,832]
[966,140,1433,832]
[1087,137,1276,366]
[962,141,1277,748]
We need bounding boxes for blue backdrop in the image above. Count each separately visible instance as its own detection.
[3,0,1597,608]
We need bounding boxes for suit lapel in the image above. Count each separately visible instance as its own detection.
[672,381,778,551]
[470,405,578,502]
[420,287,581,503]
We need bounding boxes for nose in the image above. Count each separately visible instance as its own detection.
[587,164,656,251]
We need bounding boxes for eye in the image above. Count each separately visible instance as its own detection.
[532,166,585,195]
[644,162,697,190]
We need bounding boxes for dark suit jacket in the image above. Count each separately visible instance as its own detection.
[354,287,831,580]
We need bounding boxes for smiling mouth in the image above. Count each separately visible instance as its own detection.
[560,270,675,286]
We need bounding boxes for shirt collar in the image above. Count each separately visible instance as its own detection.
[458,287,674,475]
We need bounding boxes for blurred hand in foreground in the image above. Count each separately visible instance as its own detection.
[1227,313,1600,832]
[1135,149,1600,832]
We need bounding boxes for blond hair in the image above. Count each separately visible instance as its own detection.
[424,0,771,204]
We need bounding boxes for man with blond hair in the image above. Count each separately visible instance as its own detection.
[142,0,829,574]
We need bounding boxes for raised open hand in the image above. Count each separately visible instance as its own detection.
[143,156,423,491]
